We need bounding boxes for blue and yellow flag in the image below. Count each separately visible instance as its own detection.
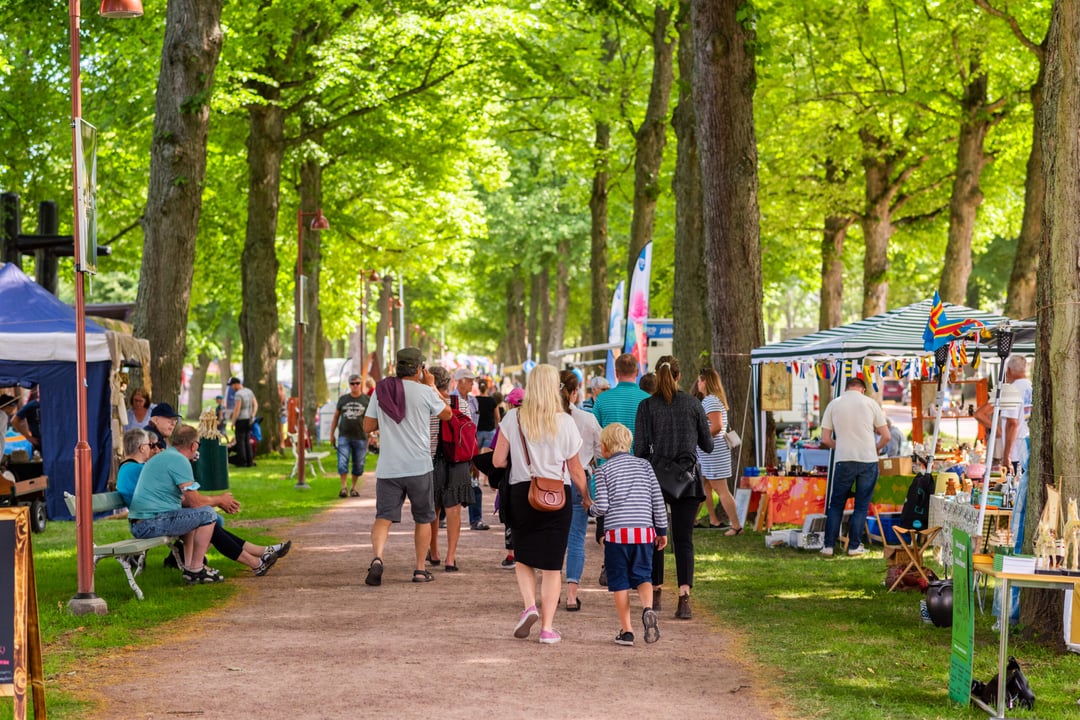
[923,291,985,351]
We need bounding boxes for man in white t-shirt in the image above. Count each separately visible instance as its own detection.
[362,347,452,586]
[818,376,888,557]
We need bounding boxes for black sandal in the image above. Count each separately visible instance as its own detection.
[725,526,744,536]
[425,551,441,566]
[412,569,435,583]
[364,557,383,586]
[566,597,582,612]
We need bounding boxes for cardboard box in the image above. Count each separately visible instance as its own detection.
[878,456,913,476]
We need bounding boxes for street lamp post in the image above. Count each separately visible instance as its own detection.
[295,207,329,490]
[68,0,144,617]
[359,269,379,384]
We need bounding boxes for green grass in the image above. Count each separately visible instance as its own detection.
[11,454,1080,719]
[5,451,344,720]
[692,528,1080,718]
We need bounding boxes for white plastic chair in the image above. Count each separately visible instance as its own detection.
[287,431,330,479]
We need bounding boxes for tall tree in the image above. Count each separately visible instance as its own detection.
[670,0,710,390]
[691,0,764,470]
[938,60,1000,305]
[1020,0,1080,643]
[132,0,224,406]
[624,3,675,287]
[975,0,1050,319]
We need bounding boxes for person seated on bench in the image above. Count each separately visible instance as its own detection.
[123,426,290,579]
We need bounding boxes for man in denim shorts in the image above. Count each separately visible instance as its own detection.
[330,374,370,498]
[128,424,223,583]
[362,347,452,586]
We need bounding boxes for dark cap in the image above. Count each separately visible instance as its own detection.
[150,402,182,419]
[396,347,425,369]
[228,376,241,386]
[348,374,362,383]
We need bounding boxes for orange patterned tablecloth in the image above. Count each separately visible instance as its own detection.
[740,474,910,529]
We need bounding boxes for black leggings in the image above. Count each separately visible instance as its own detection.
[211,523,247,562]
[652,495,698,589]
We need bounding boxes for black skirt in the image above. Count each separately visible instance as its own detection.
[507,480,572,571]
[432,455,473,508]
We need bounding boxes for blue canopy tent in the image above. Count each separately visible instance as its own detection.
[0,263,112,520]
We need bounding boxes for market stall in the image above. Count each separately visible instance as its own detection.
[0,263,112,520]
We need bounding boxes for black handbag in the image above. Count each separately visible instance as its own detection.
[650,455,703,500]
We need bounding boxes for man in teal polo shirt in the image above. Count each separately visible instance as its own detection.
[592,353,651,435]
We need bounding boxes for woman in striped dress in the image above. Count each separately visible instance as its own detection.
[696,368,742,536]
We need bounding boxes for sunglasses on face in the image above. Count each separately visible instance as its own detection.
[349,382,361,386]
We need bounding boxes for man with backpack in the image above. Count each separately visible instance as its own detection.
[819,376,889,557]
[452,368,489,530]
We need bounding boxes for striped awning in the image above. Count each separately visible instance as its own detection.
[751,300,1035,365]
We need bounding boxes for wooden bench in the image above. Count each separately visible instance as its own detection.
[63,492,182,601]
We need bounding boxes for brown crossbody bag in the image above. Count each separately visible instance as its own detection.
[517,424,566,512]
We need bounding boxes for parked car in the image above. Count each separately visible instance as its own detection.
[882,379,906,403]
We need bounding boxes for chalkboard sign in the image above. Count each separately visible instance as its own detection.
[0,507,45,719]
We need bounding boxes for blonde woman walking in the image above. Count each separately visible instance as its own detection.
[493,364,589,644]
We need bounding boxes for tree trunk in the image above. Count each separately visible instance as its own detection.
[860,142,896,319]
[527,272,540,362]
[819,215,849,330]
[551,238,571,354]
[240,92,285,455]
[819,157,852,331]
[539,266,552,359]
[132,0,224,407]
[295,151,325,440]
[1005,70,1046,319]
[692,0,764,476]
[186,351,212,420]
[671,0,710,392]
[939,67,991,305]
[1019,0,1080,644]
[626,3,675,286]
[589,119,612,347]
[374,275,393,375]
[220,335,232,399]
[505,268,527,366]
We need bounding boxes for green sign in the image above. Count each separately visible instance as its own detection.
[948,529,974,704]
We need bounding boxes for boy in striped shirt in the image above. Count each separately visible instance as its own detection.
[589,422,667,645]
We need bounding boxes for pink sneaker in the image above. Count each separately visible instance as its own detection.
[514,605,539,639]
[539,629,561,644]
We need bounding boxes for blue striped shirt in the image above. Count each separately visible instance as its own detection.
[590,452,667,542]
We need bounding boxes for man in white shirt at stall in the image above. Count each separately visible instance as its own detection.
[818,376,889,558]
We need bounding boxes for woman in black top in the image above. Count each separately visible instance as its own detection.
[634,355,712,620]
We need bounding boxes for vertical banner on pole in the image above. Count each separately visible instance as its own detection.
[75,119,97,274]
[605,281,625,386]
[623,243,652,375]
[948,529,974,704]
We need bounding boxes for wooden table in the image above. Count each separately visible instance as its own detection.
[970,560,1080,718]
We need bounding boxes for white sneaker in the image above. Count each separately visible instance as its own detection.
[819,547,834,557]
[847,546,867,556]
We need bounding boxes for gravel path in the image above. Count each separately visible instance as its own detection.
[74,475,787,719]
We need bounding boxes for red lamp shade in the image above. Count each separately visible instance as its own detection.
[100,0,144,18]
[309,210,330,230]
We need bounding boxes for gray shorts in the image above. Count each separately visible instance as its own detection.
[375,472,436,524]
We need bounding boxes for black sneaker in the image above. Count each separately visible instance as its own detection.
[183,566,224,584]
[268,540,291,559]
[500,555,516,569]
[470,521,490,531]
[614,630,635,646]
[642,608,660,644]
[253,551,277,576]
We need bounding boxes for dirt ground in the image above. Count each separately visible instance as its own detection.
[71,477,788,720]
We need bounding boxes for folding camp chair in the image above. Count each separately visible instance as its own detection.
[889,526,941,592]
